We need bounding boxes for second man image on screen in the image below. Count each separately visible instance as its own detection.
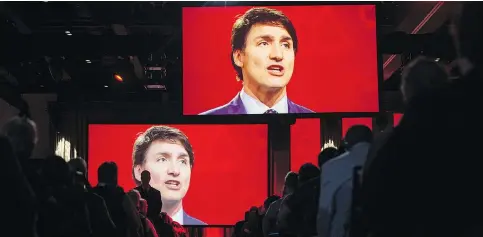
[132,125,206,225]
[200,7,314,115]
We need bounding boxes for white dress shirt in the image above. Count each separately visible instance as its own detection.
[317,142,371,237]
[171,206,184,224]
[240,89,288,114]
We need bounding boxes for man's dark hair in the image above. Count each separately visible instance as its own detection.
[98,161,118,185]
[298,163,320,183]
[263,195,281,210]
[284,171,299,190]
[132,126,194,185]
[344,125,373,149]
[231,7,298,80]
[1,116,37,160]
[318,147,339,168]
[457,3,483,64]
[43,155,73,187]
[68,158,87,176]
[401,56,448,102]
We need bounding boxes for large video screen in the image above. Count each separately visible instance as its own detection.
[88,124,268,225]
[183,5,379,115]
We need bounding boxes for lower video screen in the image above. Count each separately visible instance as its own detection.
[88,124,268,225]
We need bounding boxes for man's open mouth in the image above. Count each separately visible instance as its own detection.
[267,65,284,76]
[165,180,181,190]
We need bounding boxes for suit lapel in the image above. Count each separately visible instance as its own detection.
[287,98,297,113]
[228,93,247,114]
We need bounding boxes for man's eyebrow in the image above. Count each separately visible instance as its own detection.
[254,35,274,41]
[280,36,293,42]
[254,35,293,42]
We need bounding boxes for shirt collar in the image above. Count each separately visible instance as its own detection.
[240,89,288,114]
[171,206,184,224]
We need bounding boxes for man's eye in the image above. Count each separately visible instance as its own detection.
[258,41,269,46]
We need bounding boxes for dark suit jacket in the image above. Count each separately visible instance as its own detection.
[134,186,162,221]
[200,93,314,115]
[183,211,207,225]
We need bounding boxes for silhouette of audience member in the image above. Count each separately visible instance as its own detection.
[318,147,339,168]
[263,171,298,237]
[365,58,449,181]
[128,190,159,237]
[318,125,373,237]
[37,155,92,237]
[68,158,116,237]
[400,56,449,104]
[92,162,143,237]
[278,163,320,237]
[154,212,176,237]
[134,170,163,221]
[241,206,263,237]
[1,116,43,195]
[0,135,38,237]
[0,115,37,161]
[362,4,482,237]
[138,199,159,237]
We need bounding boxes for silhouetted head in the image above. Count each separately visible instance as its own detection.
[263,195,281,210]
[1,116,37,160]
[139,198,148,216]
[318,147,339,168]
[298,163,320,184]
[140,170,151,186]
[283,171,298,195]
[127,189,142,210]
[344,125,373,149]
[42,155,73,188]
[401,56,449,103]
[97,161,118,186]
[68,158,87,176]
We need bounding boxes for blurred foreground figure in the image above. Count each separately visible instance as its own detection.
[362,3,482,237]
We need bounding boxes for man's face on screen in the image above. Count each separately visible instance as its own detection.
[142,140,191,203]
[235,23,295,91]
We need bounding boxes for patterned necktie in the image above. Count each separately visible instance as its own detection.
[264,109,278,114]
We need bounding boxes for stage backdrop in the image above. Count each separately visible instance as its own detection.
[290,118,321,171]
[183,4,379,115]
[88,124,268,225]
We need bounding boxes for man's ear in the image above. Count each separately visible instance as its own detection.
[134,165,143,182]
[233,49,244,68]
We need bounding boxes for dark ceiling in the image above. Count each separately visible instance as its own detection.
[0,1,455,111]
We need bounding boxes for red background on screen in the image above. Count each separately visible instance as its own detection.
[394,113,403,126]
[342,118,373,137]
[290,119,321,171]
[182,5,379,114]
[88,124,268,225]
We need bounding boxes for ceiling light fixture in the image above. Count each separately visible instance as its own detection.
[113,74,123,82]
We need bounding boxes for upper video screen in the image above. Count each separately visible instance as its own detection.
[182,5,379,115]
[88,124,268,225]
